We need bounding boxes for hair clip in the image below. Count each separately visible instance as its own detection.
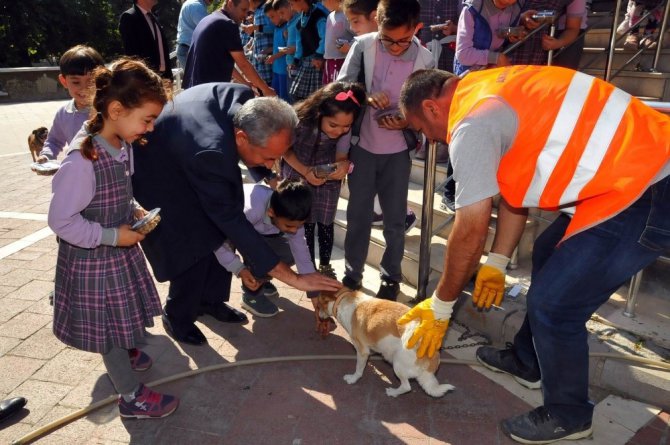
[334,90,360,107]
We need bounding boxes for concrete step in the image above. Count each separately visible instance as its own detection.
[581,68,670,99]
[582,47,670,72]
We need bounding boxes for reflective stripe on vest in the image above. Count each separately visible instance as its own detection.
[447,66,670,240]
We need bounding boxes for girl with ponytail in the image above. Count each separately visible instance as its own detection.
[47,58,178,419]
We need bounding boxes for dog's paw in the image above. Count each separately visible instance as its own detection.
[428,384,455,398]
[385,387,408,397]
[343,373,361,384]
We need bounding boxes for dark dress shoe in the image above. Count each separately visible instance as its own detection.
[0,397,27,423]
[162,313,207,346]
[199,303,248,324]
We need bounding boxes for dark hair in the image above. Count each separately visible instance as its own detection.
[263,1,274,12]
[81,58,171,161]
[59,45,104,77]
[400,69,455,115]
[270,179,313,221]
[272,0,289,9]
[342,0,377,16]
[376,0,420,29]
[294,81,366,132]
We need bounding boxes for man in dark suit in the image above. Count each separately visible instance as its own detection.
[133,83,340,346]
[119,0,174,81]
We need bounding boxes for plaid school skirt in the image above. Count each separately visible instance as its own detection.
[290,56,323,102]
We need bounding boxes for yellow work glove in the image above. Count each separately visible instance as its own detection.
[397,296,455,358]
[473,253,510,310]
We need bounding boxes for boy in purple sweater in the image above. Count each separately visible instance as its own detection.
[36,45,104,164]
[215,180,317,318]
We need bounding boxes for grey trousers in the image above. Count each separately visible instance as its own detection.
[102,346,138,395]
[344,145,411,283]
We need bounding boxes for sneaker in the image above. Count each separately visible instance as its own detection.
[342,275,362,291]
[128,348,152,372]
[501,406,593,444]
[372,212,384,226]
[404,210,417,233]
[476,345,541,389]
[319,264,337,280]
[118,384,179,419]
[262,282,279,298]
[440,193,456,212]
[623,33,639,50]
[376,277,400,301]
[641,34,658,49]
[241,288,279,317]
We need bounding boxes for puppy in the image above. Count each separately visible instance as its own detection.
[28,127,48,162]
[317,288,454,398]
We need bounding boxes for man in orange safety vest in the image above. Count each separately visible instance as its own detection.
[397,66,670,444]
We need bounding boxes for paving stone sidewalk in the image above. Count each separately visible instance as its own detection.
[0,100,665,445]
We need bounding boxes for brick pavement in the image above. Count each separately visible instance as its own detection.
[0,100,665,445]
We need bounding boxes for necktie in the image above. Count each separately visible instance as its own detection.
[147,13,166,73]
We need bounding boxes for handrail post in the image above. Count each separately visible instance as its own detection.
[652,1,670,71]
[547,24,557,65]
[605,0,625,81]
[415,140,437,302]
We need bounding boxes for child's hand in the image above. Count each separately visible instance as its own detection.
[327,160,350,180]
[304,169,327,186]
[242,23,255,35]
[311,58,324,71]
[36,155,49,164]
[117,224,145,246]
[133,206,148,220]
[366,92,390,109]
[265,54,276,64]
[338,42,351,54]
[240,268,261,291]
[520,10,540,29]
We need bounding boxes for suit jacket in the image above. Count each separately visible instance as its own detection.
[119,4,173,80]
[132,83,280,282]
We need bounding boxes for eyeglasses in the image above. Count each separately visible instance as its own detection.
[378,34,413,49]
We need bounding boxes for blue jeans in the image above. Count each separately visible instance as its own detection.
[513,175,670,426]
[176,44,189,69]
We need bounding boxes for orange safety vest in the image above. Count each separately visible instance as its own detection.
[447,65,670,240]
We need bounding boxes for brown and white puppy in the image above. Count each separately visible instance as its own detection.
[28,127,48,162]
[317,288,454,398]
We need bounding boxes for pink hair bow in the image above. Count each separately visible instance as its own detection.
[334,90,360,107]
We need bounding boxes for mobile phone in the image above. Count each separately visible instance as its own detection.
[312,163,338,179]
[335,38,351,48]
[374,107,402,122]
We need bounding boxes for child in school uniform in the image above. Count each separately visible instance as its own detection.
[216,180,317,317]
[281,82,366,279]
[288,0,330,101]
[36,45,104,164]
[322,0,354,84]
[337,0,433,300]
[48,58,178,419]
[266,0,292,102]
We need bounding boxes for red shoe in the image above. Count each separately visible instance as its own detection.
[128,348,152,372]
[118,384,179,419]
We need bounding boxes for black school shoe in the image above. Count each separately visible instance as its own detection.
[199,302,248,324]
[476,344,541,389]
[376,277,399,301]
[502,406,593,444]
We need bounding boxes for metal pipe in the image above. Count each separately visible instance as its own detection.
[606,0,625,81]
[547,24,556,65]
[624,270,643,317]
[416,140,438,302]
[642,100,670,112]
[502,22,549,55]
[652,1,670,71]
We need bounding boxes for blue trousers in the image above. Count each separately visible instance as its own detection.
[513,175,670,426]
